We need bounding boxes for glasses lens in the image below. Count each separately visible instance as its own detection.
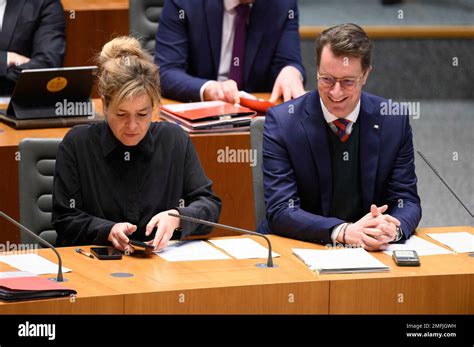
[341,79,357,89]
[319,76,335,86]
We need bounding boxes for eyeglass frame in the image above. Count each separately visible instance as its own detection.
[316,71,367,89]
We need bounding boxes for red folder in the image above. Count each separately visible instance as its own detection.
[161,101,256,122]
[0,276,76,302]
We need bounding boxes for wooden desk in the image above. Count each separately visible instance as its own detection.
[0,227,471,314]
[0,97,260,243]
[0,258,123,314]
[0,235,329,315]
[280,226,474,314]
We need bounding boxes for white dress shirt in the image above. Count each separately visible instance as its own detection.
[0,0,7,32]
[199,0,247,100]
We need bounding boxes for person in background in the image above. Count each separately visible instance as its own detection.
[0,0,66,95]
[52,36,221,252]
[155,0,305,104]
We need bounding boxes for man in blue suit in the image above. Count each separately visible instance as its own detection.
[155,0,305,103]
[261,23,421,251]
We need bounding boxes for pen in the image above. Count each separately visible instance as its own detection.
[75,248,94,258]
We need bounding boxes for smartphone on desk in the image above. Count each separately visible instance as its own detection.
[90,247,122,260]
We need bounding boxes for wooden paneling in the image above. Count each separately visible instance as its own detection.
[0,146,20,245]
[329,274,473,314]
[125,282,328,314]
[299,25,474,39]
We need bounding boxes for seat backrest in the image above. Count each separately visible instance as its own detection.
[128,0,165,56]
[250,117,266,228]
[19,138,62,246]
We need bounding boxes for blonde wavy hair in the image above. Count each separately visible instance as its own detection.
[97,36,160,110]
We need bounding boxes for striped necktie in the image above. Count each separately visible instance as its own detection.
[332,118,351,142]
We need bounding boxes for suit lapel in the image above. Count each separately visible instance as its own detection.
[0,0,26,50]
[359,93,382,211]
[244,1,263,86]
[204,0,224,76]
[300,91,333,216]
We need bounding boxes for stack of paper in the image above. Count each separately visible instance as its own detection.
[160,101,255,133]
[155,240,231,261]
[293,247,390,274]
[209,238,280,259]
[0,254,71,275]
[427,232,474,253]
[384,235,453,256]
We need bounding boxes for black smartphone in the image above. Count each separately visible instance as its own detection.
[392,250,420,266]
[129,239,154,252]
[90,247,122,260]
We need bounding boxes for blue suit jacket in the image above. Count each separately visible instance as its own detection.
[260,90,422,245]
[155,0,305,102]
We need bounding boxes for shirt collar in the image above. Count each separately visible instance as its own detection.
[224,0,241,11]
[101,123,155,157]
[224,0,253,12]
[320,97,361,124]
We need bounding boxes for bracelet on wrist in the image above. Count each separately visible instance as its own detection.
[342,223,351,244]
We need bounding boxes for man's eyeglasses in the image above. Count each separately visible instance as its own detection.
[317,72,365,89]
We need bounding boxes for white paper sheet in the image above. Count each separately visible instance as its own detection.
[427,232,474,253]
[209,238,280,259]
[0,271,37,279]
[0,254,71,275]
[384,235,453,256]
[293,247,389,274]
[0,96,11,105]
[154,240,231,261]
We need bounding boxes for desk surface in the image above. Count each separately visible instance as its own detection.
[0,226,472,314]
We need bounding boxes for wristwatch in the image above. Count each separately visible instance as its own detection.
[393,226,403,242]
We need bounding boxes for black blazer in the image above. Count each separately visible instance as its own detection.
[0,0,66,94]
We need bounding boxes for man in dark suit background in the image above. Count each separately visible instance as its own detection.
[155,0,305,103]
[261,23,421,251]
[0,0,66,95]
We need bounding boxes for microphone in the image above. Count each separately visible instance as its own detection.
[417,151,473,217]
[0,211,65,282]
[168,213,276,268]
[417,151,474,258]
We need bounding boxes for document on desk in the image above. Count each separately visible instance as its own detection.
[293,247,390,274]
[0,96,10,105]
[155,240,231,261]
[0,254,71,275]
[0,271,36,279]
[383,235,453,256]
[426,232,474,253]
[209,238,280,259]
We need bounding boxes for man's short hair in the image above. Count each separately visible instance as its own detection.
[315,23,372,72]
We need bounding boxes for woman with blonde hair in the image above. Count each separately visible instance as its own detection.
[52,36,221,252]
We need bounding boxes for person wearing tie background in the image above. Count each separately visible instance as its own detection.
[155,0,305,104]
[0,0,65,95]
[260,23,421,251]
